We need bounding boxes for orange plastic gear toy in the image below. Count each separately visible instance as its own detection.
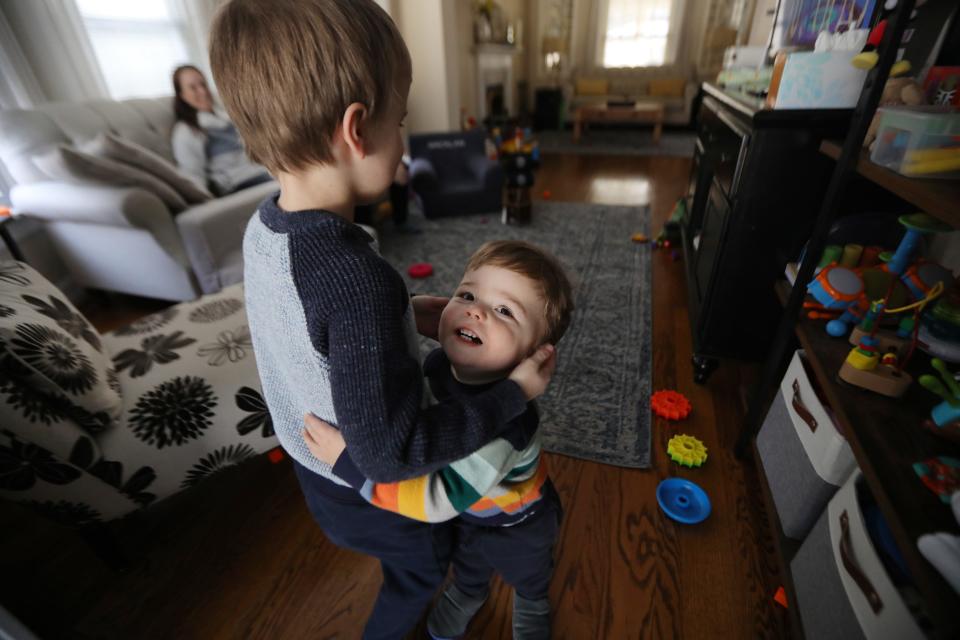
[651,390,692,420]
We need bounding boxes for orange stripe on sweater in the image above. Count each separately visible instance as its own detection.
[470,464,548,514]
[371,483,399,511]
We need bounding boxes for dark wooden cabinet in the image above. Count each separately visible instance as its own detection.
[682,83,853,382]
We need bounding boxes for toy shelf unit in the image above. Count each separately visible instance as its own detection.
[736,2,960,637]
[775,281,960,638]
[819,140,960,229]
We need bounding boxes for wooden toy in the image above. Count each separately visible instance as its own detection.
[839,281,944,397]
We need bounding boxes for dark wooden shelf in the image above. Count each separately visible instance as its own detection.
[820,140,960,229]
[752,439,803,640]
[775,280,960,637]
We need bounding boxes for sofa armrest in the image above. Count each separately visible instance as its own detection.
[176,180,278,294]
[12,181,169,229]
[11,181,195,269]
[409,157,438,193]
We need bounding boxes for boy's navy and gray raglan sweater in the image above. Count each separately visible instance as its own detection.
[243,195,528,484]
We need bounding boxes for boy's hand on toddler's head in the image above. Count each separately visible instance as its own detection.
[411,295,449,340]
[508,344,557,401]
[303,413,346,465]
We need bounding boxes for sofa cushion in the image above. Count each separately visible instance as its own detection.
[84,133,213,204]
[0,260,122,433]
[33,145,187,213]
[576,78,610,96]
[648,77,687,98]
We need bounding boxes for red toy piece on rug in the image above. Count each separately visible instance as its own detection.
[651,390,692,420]
[408,263,433,278]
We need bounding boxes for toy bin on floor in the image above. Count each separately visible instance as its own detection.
[790,470,925,640]
[870,107,960,178]
[757,350,857,539]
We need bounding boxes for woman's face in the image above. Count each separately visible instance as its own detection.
[178,68,213,113]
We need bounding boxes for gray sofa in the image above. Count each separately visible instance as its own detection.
[0,97,277,301]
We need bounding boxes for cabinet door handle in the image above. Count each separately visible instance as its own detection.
[839,510,883,614]
[792,379,818,432]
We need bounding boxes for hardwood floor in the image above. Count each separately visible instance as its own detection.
[0,152,789,639]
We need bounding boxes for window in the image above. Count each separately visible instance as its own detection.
[76,0,191,99]
[595,0,686,68]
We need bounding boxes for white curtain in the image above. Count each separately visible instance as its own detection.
[0,0,224,104]
[0,10,45,109]
[593,0,687,68]
[1,0,108,102]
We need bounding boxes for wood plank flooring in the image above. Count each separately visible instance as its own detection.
[0,152,789,639]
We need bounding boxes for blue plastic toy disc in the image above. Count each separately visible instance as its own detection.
[656,478,711,524]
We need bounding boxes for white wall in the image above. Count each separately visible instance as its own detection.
[395,0,460,133]
[746,0,778,47]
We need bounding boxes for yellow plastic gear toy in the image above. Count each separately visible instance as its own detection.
[667,434,708,468]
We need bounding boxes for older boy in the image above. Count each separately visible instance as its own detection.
[305,241,574,640]
[209,2,556,638]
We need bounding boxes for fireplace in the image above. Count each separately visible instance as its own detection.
[474,44,517,121]
[485,83,506,119]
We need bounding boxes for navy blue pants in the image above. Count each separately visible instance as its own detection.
[293,461,453,640]
[452,483,563,601]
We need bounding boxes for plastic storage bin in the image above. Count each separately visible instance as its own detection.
[757,350,857,539]
[870,107,960,178]
[791,470,925,640]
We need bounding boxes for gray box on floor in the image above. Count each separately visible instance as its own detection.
[757,350,856,539]
[790,471,924,639]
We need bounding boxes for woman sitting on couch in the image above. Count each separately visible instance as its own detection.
[171,64,273,195]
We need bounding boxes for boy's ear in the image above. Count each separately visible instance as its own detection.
[341,102,368,159]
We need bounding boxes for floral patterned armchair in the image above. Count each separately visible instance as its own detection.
[0,260,278,529]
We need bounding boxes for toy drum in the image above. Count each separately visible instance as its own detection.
[808,265,864,310]
[902,261,952,301]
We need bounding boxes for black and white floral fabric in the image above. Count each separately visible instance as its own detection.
[0,261,122,429]
[0,261,278,526]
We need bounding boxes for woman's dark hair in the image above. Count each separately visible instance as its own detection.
[172,64,203,132]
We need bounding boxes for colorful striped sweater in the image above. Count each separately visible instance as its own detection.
[244,196,528,484]
[333,349,551,526]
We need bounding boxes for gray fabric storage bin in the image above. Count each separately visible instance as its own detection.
[757,350,856,539]
[791,471,924,639]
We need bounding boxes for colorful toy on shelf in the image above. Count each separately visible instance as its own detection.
[651,389,692,421]
[920,280,960,363]
[667,434,708,468]
[919,358,960,444]
[913,456,960,504]
[807,262,870,336]
[656,478,711,524]
[851,0,923,77]
[838,280,944,397]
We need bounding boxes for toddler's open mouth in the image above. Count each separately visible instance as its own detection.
[456,328,483,345]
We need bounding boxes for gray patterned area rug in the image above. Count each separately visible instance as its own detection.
[537,129,696,157]
[379,201,652,468]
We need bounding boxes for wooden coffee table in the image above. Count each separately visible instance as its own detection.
[573,102,665,145]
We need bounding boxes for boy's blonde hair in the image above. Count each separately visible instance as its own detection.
[465,241,574,346]
[209,0,410,173]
